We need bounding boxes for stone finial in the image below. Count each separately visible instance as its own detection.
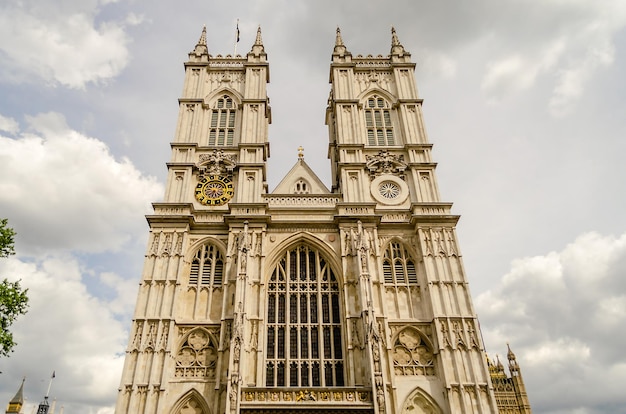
[390,26,406,56]
[192,25,208,55]
[297,146,304,159]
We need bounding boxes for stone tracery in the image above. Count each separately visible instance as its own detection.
[174,328,218,379]
[392,328,435,376]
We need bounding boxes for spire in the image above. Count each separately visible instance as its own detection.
[254,25,263,47]
[5,378,25,413]
[198,25,207,47]
[390,26,407,57]
[249,25,266,57]
[335,26,344,47]
[332,27,350,58]
[507,343,517,363]
[192,25,208,56]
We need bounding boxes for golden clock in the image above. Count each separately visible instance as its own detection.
[195,175,234,205]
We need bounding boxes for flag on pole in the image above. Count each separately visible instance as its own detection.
[51,371,55,378]
[236,19,240,43]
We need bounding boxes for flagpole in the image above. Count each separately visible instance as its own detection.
[234,19,240,55]
[45,371,55,398]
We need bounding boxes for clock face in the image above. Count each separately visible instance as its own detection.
[195,175,234,205]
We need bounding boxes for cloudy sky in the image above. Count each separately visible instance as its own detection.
[0,1,625,413]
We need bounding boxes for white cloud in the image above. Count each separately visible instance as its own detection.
[0,111,163,255]
[0,114,19,134]
[0,0,135,88]
[477,231,626,412]
[0,255,133,413]
[480,0,626,114]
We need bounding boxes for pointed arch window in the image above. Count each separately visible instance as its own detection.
[382,242,418,285]
[266,245,344,387]
[208,95,236,146]
[365,95,395,146]
[189,243,224,286]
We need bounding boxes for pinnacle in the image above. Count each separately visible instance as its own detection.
[335,27,344,46]
[198,25,207,46]
[254,25,263,46]
[192,25,208,55]
[390,26,406,56]
[391,26,400,46]
[333,27,349,56]
[507,343,517,361]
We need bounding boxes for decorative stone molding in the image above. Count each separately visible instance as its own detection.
[365,150,407,179]
[240,388,372,404]
[197,149,237,176]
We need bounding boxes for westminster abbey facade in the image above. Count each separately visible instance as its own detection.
[114,26,531,414]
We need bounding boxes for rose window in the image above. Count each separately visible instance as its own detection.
[379,181,400,199]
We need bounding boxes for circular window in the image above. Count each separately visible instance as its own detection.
[379,181,401,200]
[370,175,409,205]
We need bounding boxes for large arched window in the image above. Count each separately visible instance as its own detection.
[208,95,236,146]
[266,244,344,387]
[365,95,395,146]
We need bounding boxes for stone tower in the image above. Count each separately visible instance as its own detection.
[115,26,530,414]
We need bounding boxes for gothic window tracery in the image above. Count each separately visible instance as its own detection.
[382,242,418,285]
[189,243,224,287]
[266,244,344,387]
[364,95,395,146]
[393,328,435,376]
[209,95,236,146]
[174,328,218,379]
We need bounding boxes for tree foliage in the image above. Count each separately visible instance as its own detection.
[0,219,29,357]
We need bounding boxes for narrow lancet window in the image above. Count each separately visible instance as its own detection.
[208,95,236,146]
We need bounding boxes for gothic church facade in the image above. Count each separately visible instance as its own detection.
[115,26,530,414]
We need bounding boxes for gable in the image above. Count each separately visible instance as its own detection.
[271,158,330,194]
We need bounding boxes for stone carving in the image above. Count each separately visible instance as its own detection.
[467,323,480,349]
[132,321,143,351]
[453,321,466,348]
[159,321,170,351]
[365,150,407,179]
[162,233,172,256]
[145,321,157,349]
[392,328,435,376]
[440,322,452,348]
[149,233,160,256]
[174,328,218,379]
[173,232,183,256]
[248,319,258,351]
[296,390,316,402]
[198,149,237,176]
